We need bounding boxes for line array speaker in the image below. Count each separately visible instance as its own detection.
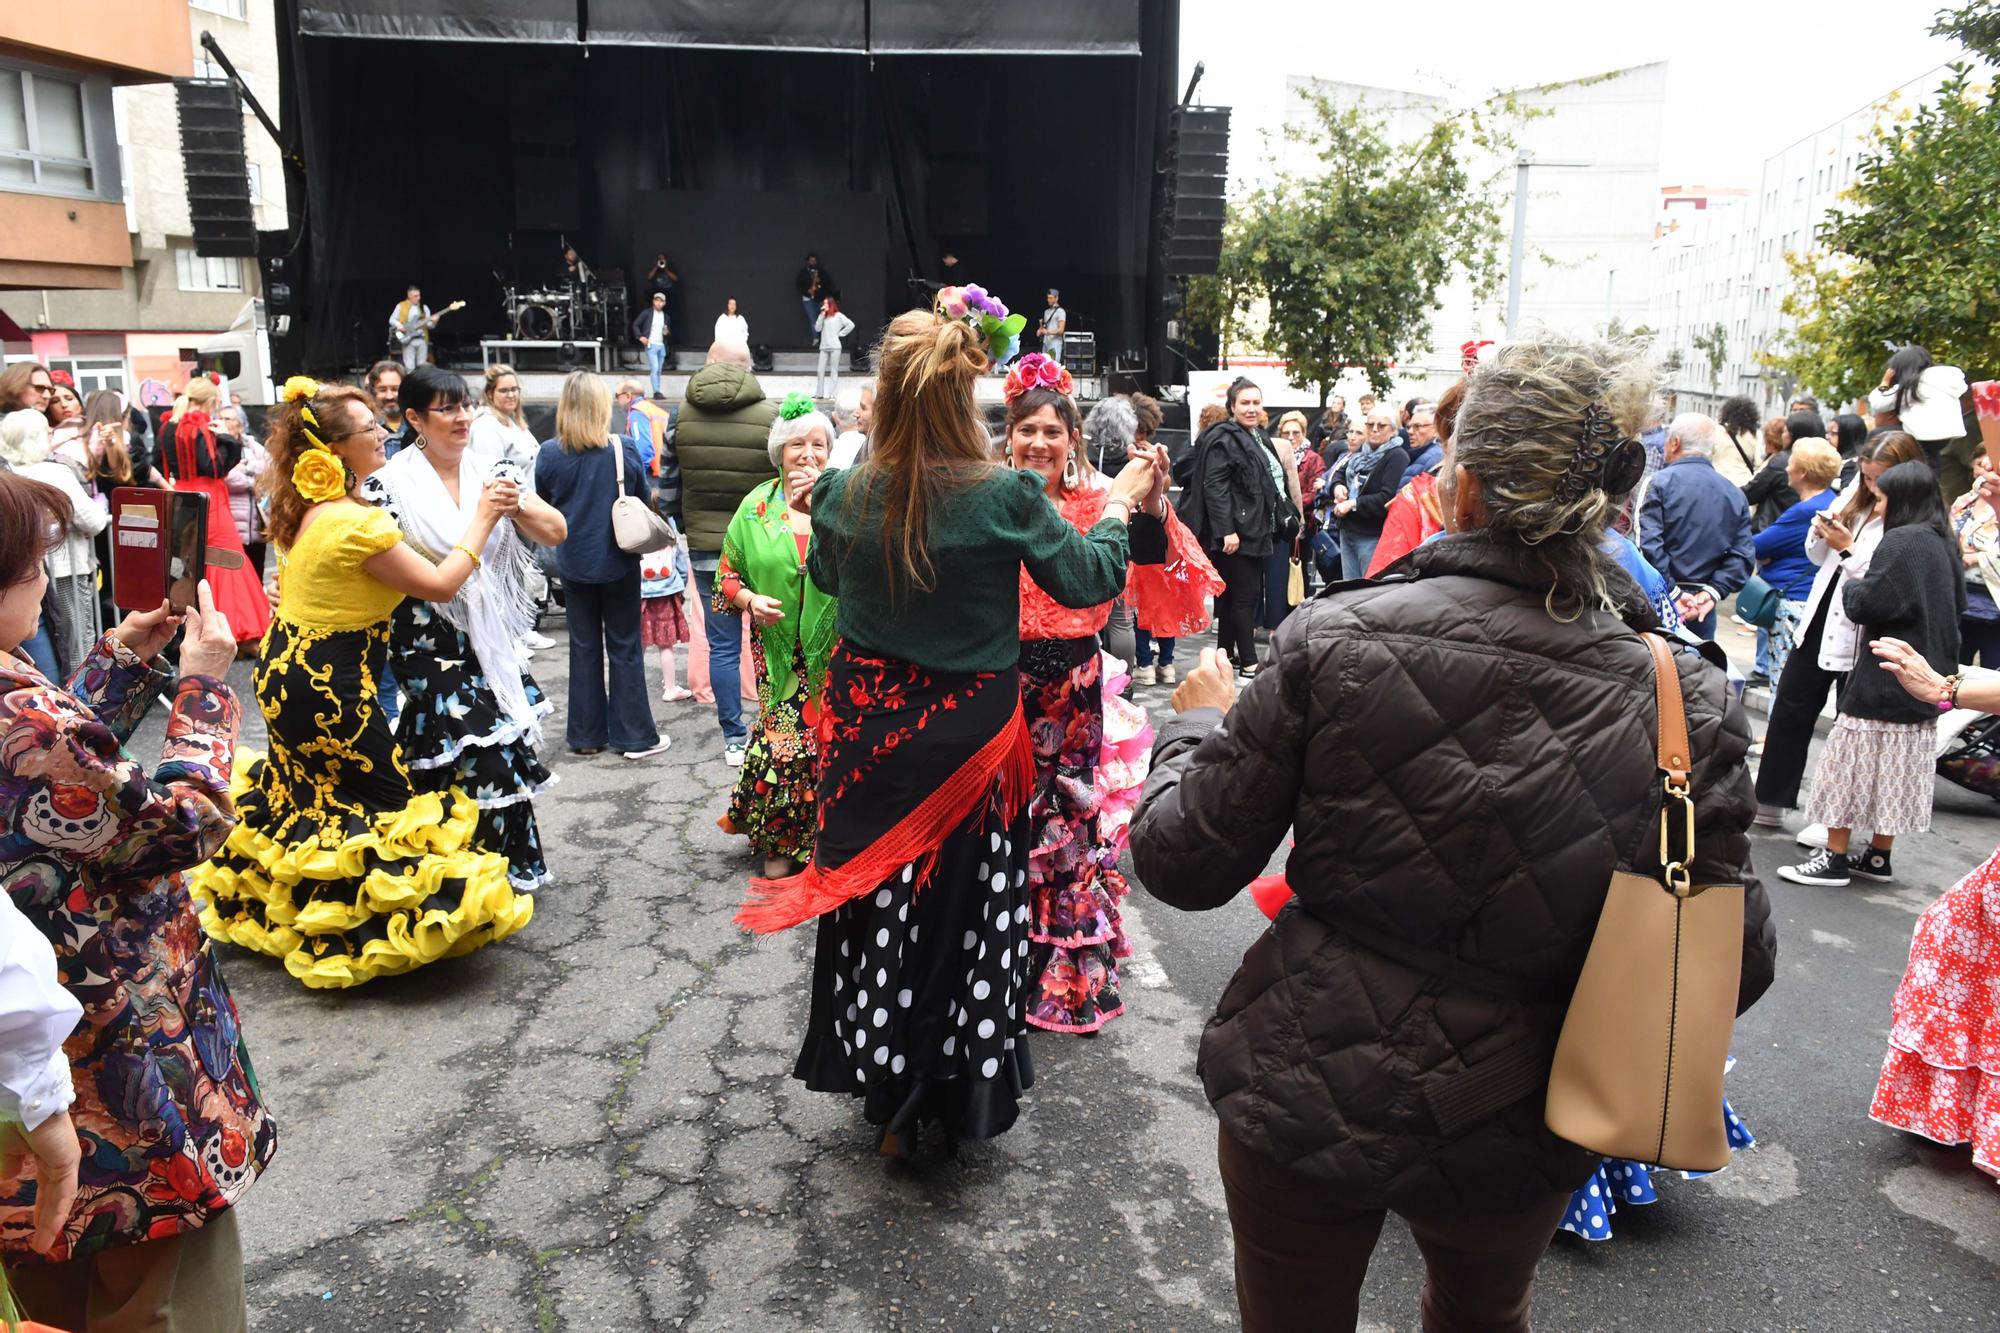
[175,80,257,258]
[1163,105,1231,276]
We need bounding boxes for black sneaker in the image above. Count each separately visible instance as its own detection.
[1850,847,1894,883]
[1777,848,1851,887]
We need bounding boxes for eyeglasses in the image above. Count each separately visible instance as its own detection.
[328,422,388,443]
[493,385,521,394]
[420,402,472,418]
[1367,420,1394,428]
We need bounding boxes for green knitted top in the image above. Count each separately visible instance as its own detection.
[807,465,1132,673]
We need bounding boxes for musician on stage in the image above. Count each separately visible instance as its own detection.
[388,285,437,371]
[795,251,835,344]
[645,252,679,299]
[562,244,592,290]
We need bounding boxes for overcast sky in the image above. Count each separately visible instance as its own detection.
[1181,0,1969,186]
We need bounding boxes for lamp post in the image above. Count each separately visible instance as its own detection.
[1503,151,1594,337]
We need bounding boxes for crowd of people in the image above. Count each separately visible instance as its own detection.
[5,308,2000,1332]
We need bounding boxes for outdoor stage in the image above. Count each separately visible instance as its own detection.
[273,1,1183,398]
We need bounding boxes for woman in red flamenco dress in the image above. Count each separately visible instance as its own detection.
[1869,635,2000,1180]
[159,375,271,649]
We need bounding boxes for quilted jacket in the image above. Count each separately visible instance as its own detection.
[1130,534,1778,1213]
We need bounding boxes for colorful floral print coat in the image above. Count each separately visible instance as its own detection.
[0,635,275,1263]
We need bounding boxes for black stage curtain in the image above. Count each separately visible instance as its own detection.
[870,0,1142,54]
[288,37,1160,376]
[297,0,577,42]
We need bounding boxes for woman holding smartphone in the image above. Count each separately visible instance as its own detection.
[1754,432,1925,828]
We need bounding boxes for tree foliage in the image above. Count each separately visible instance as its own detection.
[1690,322,1728,389]
[1769,1,2000,404]
[1185,90,1521,403]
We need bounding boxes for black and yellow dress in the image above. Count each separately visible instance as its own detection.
[195,502,534,988]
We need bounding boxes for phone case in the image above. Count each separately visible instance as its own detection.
[110,488,207,612]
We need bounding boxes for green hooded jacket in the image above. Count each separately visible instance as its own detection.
[677,362,779,555]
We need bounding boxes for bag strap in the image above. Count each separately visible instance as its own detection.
[1642,631,1699,890]
[1643,632,1690,784]
[611,434,625,491]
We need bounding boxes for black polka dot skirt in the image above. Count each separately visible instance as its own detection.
[792,793,1036,1142]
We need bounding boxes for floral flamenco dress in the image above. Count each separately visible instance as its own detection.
[1870,845,2000,1180]
[1020,490,1220,1033]
[365,454,556,893]
[195,504,533,988]
[714,479,837,865]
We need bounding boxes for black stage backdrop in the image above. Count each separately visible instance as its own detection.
[634,190,886,351]
[277,1,1176,379]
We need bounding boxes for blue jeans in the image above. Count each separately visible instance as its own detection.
[1753,625,1774,678]
[692,567,747,743]
[646,342,666,396]
[802,297,820,342]
[1339,529,1379,582]
[1687,607,1718,641]
[379,659,400,726]
[20,624,58,681]
[565,572,660,752]
[1134,628,1175,667]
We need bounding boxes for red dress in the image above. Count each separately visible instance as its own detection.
[163,413,272,646]
[1870,845,2000,1179]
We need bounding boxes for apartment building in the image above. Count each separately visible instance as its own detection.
[1,0,288,404]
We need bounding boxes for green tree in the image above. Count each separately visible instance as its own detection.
[1690,322,1728,389]
[1770,1,2000,404]
[1185,90,1521,404]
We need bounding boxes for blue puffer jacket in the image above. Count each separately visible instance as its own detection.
[1751,489,1835,600]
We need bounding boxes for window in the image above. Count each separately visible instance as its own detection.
[190,0,247,17]
[1794,175,1805,200]
[49,356,127,398]
[246,160,261,206]
[0,66,94,194]
[175,247,243,292]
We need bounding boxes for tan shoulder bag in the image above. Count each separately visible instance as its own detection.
[1545,632,1745,1172]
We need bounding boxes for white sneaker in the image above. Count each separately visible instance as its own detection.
[623,737,673,761]
[724,741,747,766]
[1131,665,1156,686]
[522,630,557,650]
[1796,823,1828,849]
[1158,664,1178,684]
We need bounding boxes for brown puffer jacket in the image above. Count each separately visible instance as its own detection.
[1129,534,1778,1214]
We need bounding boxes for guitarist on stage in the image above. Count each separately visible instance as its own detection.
[387,285,463,370]
[388,285,438,370]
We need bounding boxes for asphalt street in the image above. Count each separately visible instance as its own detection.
[137,617,2000,1333]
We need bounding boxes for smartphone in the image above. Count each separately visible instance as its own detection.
[110,488,208,613]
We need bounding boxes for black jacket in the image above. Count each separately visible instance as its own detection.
[1838,524,1964,722]
[1344,443,1411,538]
[1179,421,1281,557]
[1129,535,1776,1212]
[1742,451,1800,532]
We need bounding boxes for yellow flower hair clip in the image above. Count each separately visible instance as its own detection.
[281,375,322,403]
[292,448,349,503]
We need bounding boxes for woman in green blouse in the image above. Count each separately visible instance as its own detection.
[734,304,1166,1154]
[715,393,837,879]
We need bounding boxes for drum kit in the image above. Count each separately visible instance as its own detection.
[501,278,627,344]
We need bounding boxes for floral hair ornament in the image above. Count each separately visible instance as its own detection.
[1002,352,1074,404]
[935,282,1027,363]
[280,375,349,501]
[779,391,815,421]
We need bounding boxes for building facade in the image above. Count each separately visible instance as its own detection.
[1,0,288,404]
[1647,68,1948,418]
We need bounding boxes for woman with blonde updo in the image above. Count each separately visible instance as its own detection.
[736,302,1168,1153]
[195,378,536,988]
[1132,332,1776,1330]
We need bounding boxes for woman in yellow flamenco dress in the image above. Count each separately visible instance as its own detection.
[194,378,533,987]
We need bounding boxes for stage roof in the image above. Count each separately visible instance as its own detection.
[297,0,1141,54]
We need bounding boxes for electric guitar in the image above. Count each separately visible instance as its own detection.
[388,299,466,350]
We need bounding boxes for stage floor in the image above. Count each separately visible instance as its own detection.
[452,367,1102,406]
